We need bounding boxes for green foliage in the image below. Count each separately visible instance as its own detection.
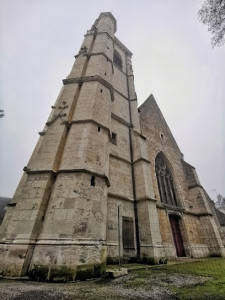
[198,0,225,47]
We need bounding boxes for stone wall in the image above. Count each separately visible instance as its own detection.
[139,94,225,258]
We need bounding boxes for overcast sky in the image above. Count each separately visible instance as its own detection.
[0,0,224,201]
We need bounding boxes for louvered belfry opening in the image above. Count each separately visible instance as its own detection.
[113,50,122,69]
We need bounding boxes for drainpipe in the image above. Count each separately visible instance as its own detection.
[125,52,140,260]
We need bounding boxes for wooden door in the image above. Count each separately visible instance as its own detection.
[169,215,186,257]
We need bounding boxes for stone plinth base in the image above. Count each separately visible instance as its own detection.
[107,268,128,278]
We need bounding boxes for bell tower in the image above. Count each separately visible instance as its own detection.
[0,12,164,281]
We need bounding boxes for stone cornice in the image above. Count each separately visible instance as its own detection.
[111,112,132,128]
[114,36,132,57]
[156,203,185,213]
[64,76,132,103]
[132,129,147,140]
[23,167,55,176]
[184,211,213,217]
[58,168,110,187]
[188,184,203,190]
[156,202,213,218]
[136,197,157,203]
[133,157,151,165]
[83,30,132,57]
[1,239,107,246]
[63,75,114,102]
[109,153,151,167]
[79,51,131,78]
[113,88,129,101]
[108,192,134,202]
[70,119,111,140]
[23,167,110,187]
[109,153,131,165]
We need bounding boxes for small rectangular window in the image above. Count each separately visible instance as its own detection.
[91,175,95,186]
[98,126,101,132]
[111,132,117,145]
[122,217,135,249]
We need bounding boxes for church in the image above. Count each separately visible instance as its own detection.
[0,12,224,281]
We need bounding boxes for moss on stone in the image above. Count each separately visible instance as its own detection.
[48,265,76,282]
[28,260,106,282]
[107,256,119,264]
[28,265,49,281]
[75,260,106,280]
[141,256,156,265]
[93,261,106,277]
[107,256,138,265]
[75,263,94,280]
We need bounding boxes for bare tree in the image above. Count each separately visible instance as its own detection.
[0,110,5,118]
[198,0,225,47]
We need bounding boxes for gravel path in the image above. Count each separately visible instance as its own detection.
[0,269,209,300]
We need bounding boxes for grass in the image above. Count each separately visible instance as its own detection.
[0,258,225,299]
[165,258,225,299]
[107,258,225,299]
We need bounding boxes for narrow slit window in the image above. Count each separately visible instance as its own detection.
[111,132,117,145]
[98,126,101,132]
[91,176,95,186]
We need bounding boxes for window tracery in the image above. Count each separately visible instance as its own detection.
[155,153,178,206]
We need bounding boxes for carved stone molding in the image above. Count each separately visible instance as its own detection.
[111,112,132,128]
[63,76,115,102]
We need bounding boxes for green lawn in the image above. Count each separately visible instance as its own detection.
[0,258,224,299]
[165,258,225,299]
[107,258,225,299]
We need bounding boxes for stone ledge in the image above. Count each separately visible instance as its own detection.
[63,75,114,102]
[107,268,128,278]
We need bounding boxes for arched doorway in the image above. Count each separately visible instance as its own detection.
[169,215,186,257]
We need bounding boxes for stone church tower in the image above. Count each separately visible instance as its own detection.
[0,12,224,281]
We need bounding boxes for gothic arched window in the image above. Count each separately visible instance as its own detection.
[113,50,122,69]
[155,152,178,206]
